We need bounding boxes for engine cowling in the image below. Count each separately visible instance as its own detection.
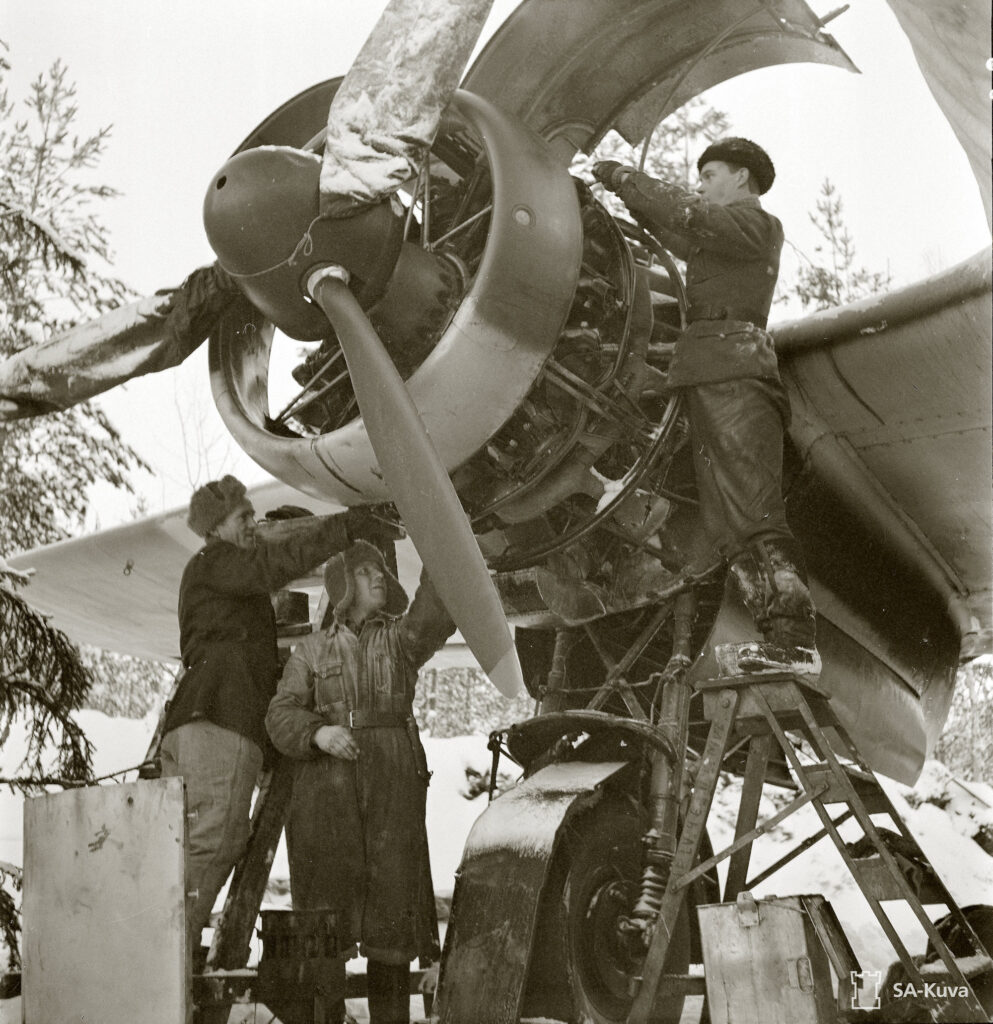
[209,88,702,632]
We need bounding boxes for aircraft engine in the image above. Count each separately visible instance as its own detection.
[209,85,714,666]
[192,0,977,775]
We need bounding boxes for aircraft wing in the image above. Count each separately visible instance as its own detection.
[5,482,422,664]
[776,248,993,660]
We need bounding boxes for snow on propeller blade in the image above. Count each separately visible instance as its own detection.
[203,0,524,698]
[0,264,241,420]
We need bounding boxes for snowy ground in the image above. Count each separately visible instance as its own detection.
[1,710,991,1022]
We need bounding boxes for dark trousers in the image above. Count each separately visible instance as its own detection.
[367,959,410,1024]
[687,378,816,646]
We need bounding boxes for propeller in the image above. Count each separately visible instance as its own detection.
[314,0,522,694]
[319,0,495,216]
[201,0,521,696]
[0,0,523,696]
[307,267,522,696]
[0,264,240,418]
[0,0,495,414]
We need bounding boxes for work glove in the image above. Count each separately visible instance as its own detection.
[341,505,406,546]
[592,160,636,191]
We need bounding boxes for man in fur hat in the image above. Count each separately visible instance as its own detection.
[160,475,401,960]
[593,139,819,674]
[266,541,455,1024]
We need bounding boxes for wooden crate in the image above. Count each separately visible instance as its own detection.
[698,892,839,1024]
[23,778,187,1024]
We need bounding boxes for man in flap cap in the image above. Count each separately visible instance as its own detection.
[593,139,818,675]
[160,476,402,961]
[266,542,455,1024]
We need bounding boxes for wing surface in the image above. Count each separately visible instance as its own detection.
[776,249,993,659]
[5,483,419,664]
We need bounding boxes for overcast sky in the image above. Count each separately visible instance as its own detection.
[4,0,990,524]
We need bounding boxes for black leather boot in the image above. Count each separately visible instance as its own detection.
[724,539,820,677]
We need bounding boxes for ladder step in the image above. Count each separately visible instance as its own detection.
[847,853,946,904]
[805,762,890,812]
[697,674,835,732]
[917,953,993,981]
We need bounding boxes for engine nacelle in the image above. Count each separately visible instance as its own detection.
[210,88,700,631]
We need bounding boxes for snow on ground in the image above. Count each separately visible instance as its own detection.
[706,766,993,981]
[0,715,494,898]
[1,711,992,1023]
[0,709,159,871]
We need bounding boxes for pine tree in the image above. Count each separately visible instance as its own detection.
[0,48,160,967]
[785,177,892,311]
[0,55,148,551]
[574,95,732,216]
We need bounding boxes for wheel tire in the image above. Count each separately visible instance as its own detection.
[523,794,700,1024]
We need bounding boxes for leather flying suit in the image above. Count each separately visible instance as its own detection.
[612,171,816,647]
[266,569,455,1022]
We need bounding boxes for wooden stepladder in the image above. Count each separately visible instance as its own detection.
[628,671,992,1024]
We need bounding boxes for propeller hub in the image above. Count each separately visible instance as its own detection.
[203,146,403,340]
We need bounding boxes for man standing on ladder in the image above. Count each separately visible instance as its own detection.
[594,139,819,675]
[159,474,402,964]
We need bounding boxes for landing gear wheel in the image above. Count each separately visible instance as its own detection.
[523,795,707,1024]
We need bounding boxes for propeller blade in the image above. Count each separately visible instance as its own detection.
[320,0,494,215]
[307,267,523,698]
[0,264,240,420]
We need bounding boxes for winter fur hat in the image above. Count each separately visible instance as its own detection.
[697,137,775,194]
[187,475,251,538]
[323,540,408,621]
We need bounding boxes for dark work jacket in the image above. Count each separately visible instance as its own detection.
[163,514,351,752]
[266,572,455,964]
[615,173,784,386]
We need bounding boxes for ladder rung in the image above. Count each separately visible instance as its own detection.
[848,854,946,904]
[658,973,707,996]
[804,763,889,812]
[699,677,835,732]
[917,954,993,982]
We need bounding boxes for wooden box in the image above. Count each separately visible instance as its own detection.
[23,778,187,1024]
[697,892,839,1024]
